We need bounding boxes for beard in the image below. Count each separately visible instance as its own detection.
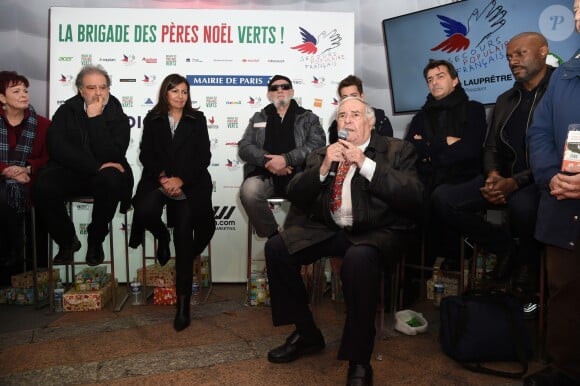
[271,95,292,109]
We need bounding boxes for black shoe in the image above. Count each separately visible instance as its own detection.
[524,366,578,386]
[86,243,105,266]
[173,295,191,332]
[156,237,171,266]
[347,364,373,386]
[53,237,81,265]
[267,329,325,363]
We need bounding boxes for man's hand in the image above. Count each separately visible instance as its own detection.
[265,154,291,175]
[160,176,184,197]
[320,141,346,176]
[549,173,580,200]
[446,136,461,145]
[99,162,125,173]
[86,95,104,118]
[480,171,517,204]
[339,139,365,168]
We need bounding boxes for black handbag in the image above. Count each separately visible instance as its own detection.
[439,289,533,379]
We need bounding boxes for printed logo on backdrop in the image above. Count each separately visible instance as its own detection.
[58,56,74,62]
[81,54,92,65]
[185,58,203,63]
[227,117,239,129]
[291,27,346,70]
[212,180,216,193]
[79,223,89,235]
[206,96,218,108]
[311,76,325,87]
[225,159,240,171]
[166,55,177,66]
[313,98,323,109]
[121,54,136,65]
[225,100,242,106]
[122,97,134,108]
[57,100,66,106]
[247,96,262,108]
[210,138,219,150]
[142,75,157,86]
[99,57,116,63]
[142,57,158,64]
[58,74,73,86]
[241,58,260,63]
[207,116,219,129]
[225,141,238,148]
[331,97,339,106]
[142,98,155,107]
[214,206,236,231]
[119,79,137,83]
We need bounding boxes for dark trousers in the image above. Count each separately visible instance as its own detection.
[0,183,48,271]
[132,189,215,295]
[433,175,542,265]
[265,231,384,364]
[545,246,580,381]
[32,166,125,247]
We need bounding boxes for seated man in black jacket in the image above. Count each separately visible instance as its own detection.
[265,97,423,386]
[33,65,133,266]
[433,32,553,298]
[328,75,393,143]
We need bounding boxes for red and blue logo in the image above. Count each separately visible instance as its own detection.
[291,27,342,55]
[431,0,507,53]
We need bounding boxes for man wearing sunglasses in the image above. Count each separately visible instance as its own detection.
[238,75,326,239]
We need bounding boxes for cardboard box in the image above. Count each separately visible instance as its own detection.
[11,269,60,288]
[429,257,470,299]
[153,286,176,305]
[75,267,109,291]
[137,260,176,287]
[63,281,113,311]
[0,284,49,305]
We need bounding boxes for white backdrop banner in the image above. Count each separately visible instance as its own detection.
[49,7,354,282]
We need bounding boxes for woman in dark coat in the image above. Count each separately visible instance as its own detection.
[130,74,215,332]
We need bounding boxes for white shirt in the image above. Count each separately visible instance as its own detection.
[320,138,376,228]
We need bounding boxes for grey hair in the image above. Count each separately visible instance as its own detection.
[338,96,376,128]
[75,64,111,90]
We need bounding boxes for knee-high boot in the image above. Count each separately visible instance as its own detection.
[173,295,191,332]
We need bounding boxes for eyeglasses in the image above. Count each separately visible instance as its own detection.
[268,84,292,92]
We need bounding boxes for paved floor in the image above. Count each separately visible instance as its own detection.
[0,283,544,385]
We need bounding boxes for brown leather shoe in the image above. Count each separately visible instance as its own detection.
[267,329,325,363]
[347,364,373,386]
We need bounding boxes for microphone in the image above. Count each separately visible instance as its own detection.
[329,129,349,177]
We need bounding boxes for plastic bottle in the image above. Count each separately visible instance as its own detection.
[54,280,64,312]
[191,276,200,305]
[130,277,142,305]
[433,282,444,307]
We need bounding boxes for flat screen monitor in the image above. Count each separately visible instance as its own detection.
[383,0,579,114]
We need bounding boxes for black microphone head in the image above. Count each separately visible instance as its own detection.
[338,129,348,140]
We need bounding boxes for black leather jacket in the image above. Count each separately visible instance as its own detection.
[483,67,554,187]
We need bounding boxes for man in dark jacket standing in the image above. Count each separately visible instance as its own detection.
[264,97,423,386]
[33,65,133,266]
[434,32,552,297]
